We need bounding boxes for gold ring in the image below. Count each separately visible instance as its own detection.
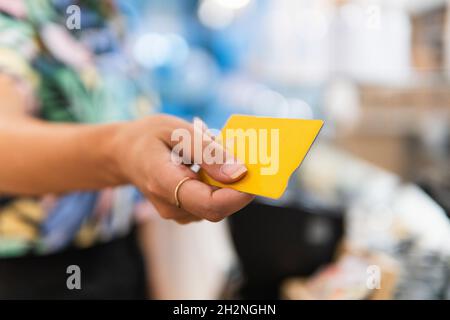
[174,177,191,208]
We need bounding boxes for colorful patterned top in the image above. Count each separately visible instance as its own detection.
[0,0,156,257]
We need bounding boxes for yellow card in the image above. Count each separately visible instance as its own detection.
[200,115,324,199]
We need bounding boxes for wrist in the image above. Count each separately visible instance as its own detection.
[85,122,130,187]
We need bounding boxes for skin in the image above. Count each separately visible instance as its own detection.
[0,74,254,224]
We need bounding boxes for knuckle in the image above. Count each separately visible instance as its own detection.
[154,114,171,122]
[175,219,190,225]
[156,114,180,127]
[203,205,227,222]
[145,181,164,200]
[144,181,156,195]
[152,203,176,220]
[158,209,174,220]
[175,215,202,225]
[206,215,224,223]
[199,202,215,215]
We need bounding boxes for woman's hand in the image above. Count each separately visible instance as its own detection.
[0,76,253,224]
[112,115,254,224]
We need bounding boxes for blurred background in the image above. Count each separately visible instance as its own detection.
[26,0,450,300]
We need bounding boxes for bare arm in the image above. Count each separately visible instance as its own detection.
[0,75,254,223]
[0,75,125,195]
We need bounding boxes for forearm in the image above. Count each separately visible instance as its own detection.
[0,117,127,195]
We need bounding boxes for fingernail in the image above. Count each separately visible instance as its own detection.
[221,162,248,180]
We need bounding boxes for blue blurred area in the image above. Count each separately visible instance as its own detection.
[117,0,321,129]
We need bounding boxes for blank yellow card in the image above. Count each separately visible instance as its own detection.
[200,115,324,199]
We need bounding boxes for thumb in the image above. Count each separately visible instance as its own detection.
[201,154,248,184]
[193,118,248,184]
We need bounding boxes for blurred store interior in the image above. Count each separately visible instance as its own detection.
[116,0,450,300]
